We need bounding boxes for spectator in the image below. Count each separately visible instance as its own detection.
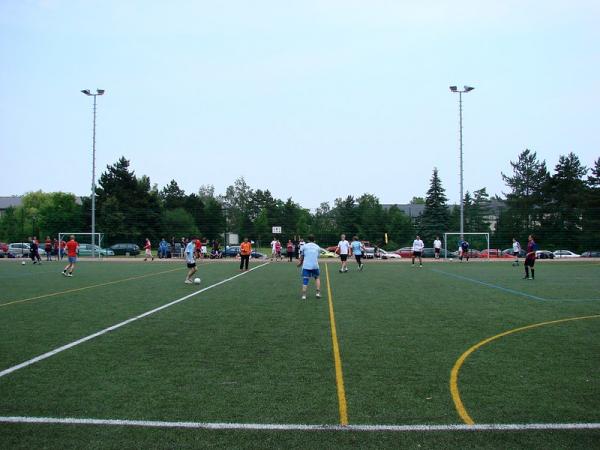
[159,238,169,259]
[286,240,294,262]
[44,236,53,261]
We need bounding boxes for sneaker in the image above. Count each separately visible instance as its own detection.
[67,273,73,277]
[339,269,343,273]
[419,265,423,268]
[359,264,363,271]
[184,279,193,284]
[301,295,307,300]
[62,271,67,277]
[316,291,321,298]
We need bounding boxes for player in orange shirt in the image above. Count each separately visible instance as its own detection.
[195,237,202,259]
[62,235,79,277]
[239,237,252,271]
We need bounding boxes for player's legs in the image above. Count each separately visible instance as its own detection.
[185,265,197,282]
[355,254,363,270]
[315,275,321,298]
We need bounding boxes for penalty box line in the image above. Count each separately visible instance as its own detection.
[1,416,600,432]
[0,262,270,379]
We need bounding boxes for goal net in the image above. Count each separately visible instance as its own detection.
[58,232,105,259]
[443,232,490,260]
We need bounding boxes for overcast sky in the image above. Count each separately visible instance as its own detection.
[1,0,599,210]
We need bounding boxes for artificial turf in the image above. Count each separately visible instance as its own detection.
[1,257,599,448]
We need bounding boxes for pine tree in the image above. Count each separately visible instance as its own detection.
[419,168,449,243]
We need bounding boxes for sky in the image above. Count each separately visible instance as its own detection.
[1,0,599,210]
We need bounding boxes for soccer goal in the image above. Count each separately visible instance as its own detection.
[58,232,105,259]
[444,232,490,260]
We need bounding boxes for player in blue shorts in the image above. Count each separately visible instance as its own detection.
[296,234,321,300]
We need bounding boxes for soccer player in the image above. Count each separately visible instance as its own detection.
[62,235,79,277]
[184,238,198,283]
[286,240,294,262]
[240,237,252,271]
[433,236,442,259]
[297,234,321,300]
[270,237,278,261]
[459,237,470,262]
[350,236,365,271]
[30,236,42,265]
[44,236,52,261]
[143,238,154,261]
[336,234,351,273]
[194,237,202,259]
[412,235,425,267]
[512,238,521,266]
[523,235,537,280]
[275,239,282,261]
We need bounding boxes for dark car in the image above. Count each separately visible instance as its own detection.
[535,250,555,259]
[222,246,265,259]
[581,250,600,257]
[109,243,140,256]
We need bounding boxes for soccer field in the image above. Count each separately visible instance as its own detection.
[1,258,599,449]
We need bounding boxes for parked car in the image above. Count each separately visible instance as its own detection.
[581,250,600,257]
[77,244,115,257]
[394,247,413,258]
[480,249,513,259]
[221,246,265,259]
[501,248,527,258]
[535,250,554,259]
[109,243,140,256]
[377,249,401,259]
[422,248,456,258]
[7,242,46,257]
[363,246,376,259]
[552,250,581,258]
[319,248,338,258]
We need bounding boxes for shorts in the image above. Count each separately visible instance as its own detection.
[513,251,520,257]
[68,256,77,263]
[302,268,320,281]
[145,249,152,256]
[525,257,535,267]
[187,262,196,268]
[413,251,422,257]
[340,254,348,261]
[434,248,440,254]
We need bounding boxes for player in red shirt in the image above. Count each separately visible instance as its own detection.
[62,235,79,277]
[144,238,154,261]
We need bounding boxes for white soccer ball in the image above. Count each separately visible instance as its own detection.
[194,278,201,285]
[21,261,26,265]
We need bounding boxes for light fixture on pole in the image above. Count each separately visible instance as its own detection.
[81,89,105,258]
[449,85,474,238]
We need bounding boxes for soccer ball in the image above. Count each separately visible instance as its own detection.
[193,278,201,285]
[21,261,26,265]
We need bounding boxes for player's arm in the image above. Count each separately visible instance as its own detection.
[297,254,304,267]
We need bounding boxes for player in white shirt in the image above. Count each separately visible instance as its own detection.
[433,236,442,260]
[270,237,279,261]
[335,234,351,273]
[184,238,198,284]
[512,238,521,266]
[412,235,425,267]
[296,234,321,300]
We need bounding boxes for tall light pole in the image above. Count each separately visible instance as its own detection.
[81,89,105,258]
[449,85,474,238]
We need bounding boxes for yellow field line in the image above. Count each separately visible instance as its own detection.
[450,314,600,425]
[325,264,349,426]
[0,267,184,308]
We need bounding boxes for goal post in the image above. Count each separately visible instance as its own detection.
[58,232,104,259]
[443,232,490,260]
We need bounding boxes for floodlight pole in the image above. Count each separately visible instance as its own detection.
[81,89,105,258]
[450,85,474,238]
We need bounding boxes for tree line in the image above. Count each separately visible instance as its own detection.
[1,151,598,251]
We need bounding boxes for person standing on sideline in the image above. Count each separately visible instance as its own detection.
[240,237,252,271]
[270,237,278,261]
[44,236,53,261]
[62,235,79,277]
[523,235,538,280]
[53,238,59,260]
[158,238,169,259]
[286,240,294,262]
[297,234,321,300]
[433,236,442,260]
[335,234,351,273]
[512,238,521,266]
[459,237,470,262]
[350,236,365,271]
[275,239,282,261]
[412,235,425,267]
[59,238,67,260]
[184,238,198,283]
[144,238,154,261]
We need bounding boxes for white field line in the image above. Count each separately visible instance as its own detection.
[1,416,599,432]
[0,262,269,379]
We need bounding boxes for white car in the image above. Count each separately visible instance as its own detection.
[377,249,401,259]
[552,250,580,258]
[8,242,46,257]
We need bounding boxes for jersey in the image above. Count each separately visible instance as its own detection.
[337,240,350,255]
[513,241,521,253]
[66,240,79,257]
[350,241,363,256]
[460,240,470,251]
[185,241,196,263]
[240,242,252,256]
[301,242,320,270]
[433,239,442,249]
[412,239,424,252]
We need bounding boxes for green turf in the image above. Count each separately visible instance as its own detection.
[1,258,599,448]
